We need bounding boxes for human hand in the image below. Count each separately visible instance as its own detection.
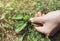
[30,10,60,36]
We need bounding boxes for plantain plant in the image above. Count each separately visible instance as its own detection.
[12,13,51,41]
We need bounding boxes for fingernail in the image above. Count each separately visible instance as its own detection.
[30,18,34,22]
[30,18,33,21]
[30,18,33,20]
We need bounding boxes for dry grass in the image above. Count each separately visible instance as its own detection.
[0,0,60,41]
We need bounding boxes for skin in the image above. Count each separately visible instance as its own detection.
[30,10,60,36]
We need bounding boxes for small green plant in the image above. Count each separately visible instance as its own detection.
[12,13,51,41]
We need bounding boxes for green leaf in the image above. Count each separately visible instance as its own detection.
[12,14,23,19]
[15,21,27,33]
[23,15,29,21]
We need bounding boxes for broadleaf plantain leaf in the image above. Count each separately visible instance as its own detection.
[15,21,27,33]
[12,14,23,19]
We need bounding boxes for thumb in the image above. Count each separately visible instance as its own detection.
[34,26,50,36]
[34,26,44,33]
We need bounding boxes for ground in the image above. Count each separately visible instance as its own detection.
[0,0,60,41]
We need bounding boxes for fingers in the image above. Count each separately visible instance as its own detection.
[35,12,45,17]
[30,17,45,23]
[30,12,46,23]
[35,12,42,17]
